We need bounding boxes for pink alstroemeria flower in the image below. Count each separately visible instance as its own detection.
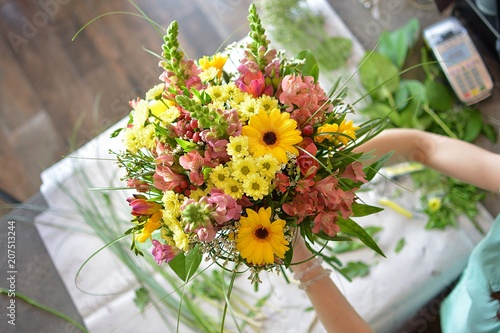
[236,62,273,98]
[179,150,205,186]
[154,164,187,191]
[312,211,340,237]
[297,138,319,178]
[341,162,367,184]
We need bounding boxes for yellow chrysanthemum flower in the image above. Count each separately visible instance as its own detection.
[136,211,162,243]
[231,157,258,182]
[162,213,189,252]
[222,178,244,199]
[145,83,165,100]
[226,136,249,158]
[162,191,182,218]
[140,124,156,151]
[258,95,279,111]
[242,109,303,164]
[123,126,142,154]
[209,164,231,189]
[132,99,149,127]
[243,173,270,200]
[255,154,280,179]
[315,119,359,146]
[236,207,289,265]
[199,67,219,82]
[205,85,227,101]
[158,105,181,125]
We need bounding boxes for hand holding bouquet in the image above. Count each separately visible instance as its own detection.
[114,4,386,285]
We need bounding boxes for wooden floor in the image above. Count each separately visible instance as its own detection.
[0,0,252,204]
[3,1,499,332]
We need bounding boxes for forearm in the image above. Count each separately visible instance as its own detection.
[357,128,500,193]
[291,240,374,333]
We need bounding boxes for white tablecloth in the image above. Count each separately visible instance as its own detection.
[35,1,494,332]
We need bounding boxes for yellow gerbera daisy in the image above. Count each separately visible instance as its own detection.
[236,207,289,265]
[242,109,303,164]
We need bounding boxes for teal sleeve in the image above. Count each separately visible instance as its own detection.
[440,214,500,333]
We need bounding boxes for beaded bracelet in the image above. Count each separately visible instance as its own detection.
[293,257,323,281]
[298,268,332,290]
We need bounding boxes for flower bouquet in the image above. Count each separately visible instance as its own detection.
[113,4,386,288]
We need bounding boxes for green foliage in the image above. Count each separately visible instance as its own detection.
[394,238,406,253]
[339,261,371,280]
[256,0,352,71]
[133,287,151,313]
[358,19,496,143]
[412,168,486,233]
[168,244,203,282]
[358,19,494,232]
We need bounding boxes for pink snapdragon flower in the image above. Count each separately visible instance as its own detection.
[195,225,216,242]
[151,239,179,264]
[207,189,242,225]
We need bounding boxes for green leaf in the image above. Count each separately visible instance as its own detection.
[336,217,385,257]
[425,81,453,112]
[394,238,406,253]
[318,36,352,70]
[359,52,400,101]
[168,245,202,282]
[296,50,319,82]
[339,261,370,280]
[363,151,393,182]
[482,123,498,142]
[395,80,427,128]
[133,287,150,313]
[463,109,483,142]
[351,203,384,217]
[377,18,420,68]
[175,138,198,152]
[362,102,401,126]
[110,127,124,138]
